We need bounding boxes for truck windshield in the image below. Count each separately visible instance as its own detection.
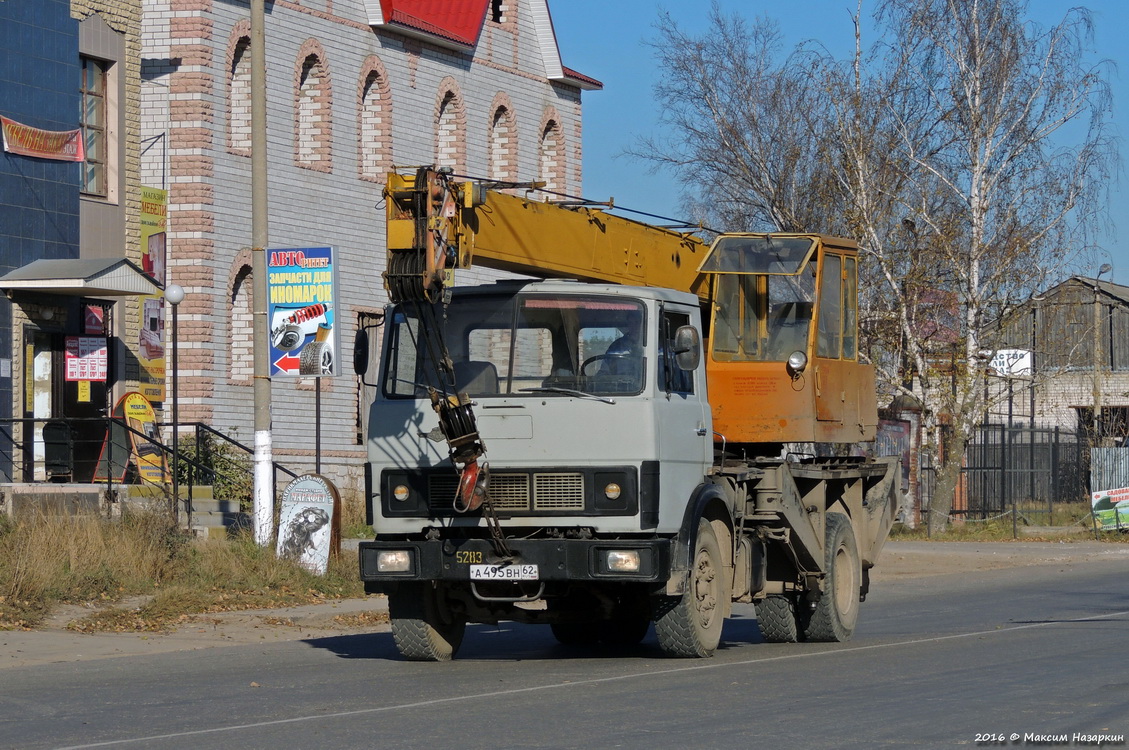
[383,293,647,398]
[700,235,816,275]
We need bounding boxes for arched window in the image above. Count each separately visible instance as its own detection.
[230,266,253,385]
[539,116,564,196]
[295,43,332,171]
[358,58,391,181]
[434,79,465,172]
[488,98,516,182]
[228,35,251,155]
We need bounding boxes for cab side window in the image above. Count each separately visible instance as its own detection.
[817,254,843,358]
[661,311,694,394]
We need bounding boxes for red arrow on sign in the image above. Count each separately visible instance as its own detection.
[274,351,301,373]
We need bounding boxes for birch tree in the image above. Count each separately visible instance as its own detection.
[640,0,1114,531]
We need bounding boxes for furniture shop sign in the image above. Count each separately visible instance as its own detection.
[1,116,84,161]
[267,246,339,377]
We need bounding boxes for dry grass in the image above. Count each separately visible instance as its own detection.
[0,510,363,631]
[892,501,1129,542]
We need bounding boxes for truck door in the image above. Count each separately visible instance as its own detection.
[653,306,711,529]
[814,254,859,427]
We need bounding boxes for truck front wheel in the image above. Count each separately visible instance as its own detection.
[389,583,466,661]
[655,518,728,657]
[799,512,860,642]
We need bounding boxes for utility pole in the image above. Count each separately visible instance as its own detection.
[251,0,273,545]
[1092,264,1112,447]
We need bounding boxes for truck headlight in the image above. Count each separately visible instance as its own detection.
[392,484,411,502]
[606,550,641,573]
[377,550,412,572]
[603,482,622,500]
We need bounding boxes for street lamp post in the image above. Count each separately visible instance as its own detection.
[166,284,185,526]
[1093,264,1112,445]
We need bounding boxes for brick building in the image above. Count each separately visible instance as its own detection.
[989,275,1129,442]
[0,0,158,483]
[139,0,600,500]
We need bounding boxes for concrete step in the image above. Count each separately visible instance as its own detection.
[185,497,243,514]
[187,510,251,538]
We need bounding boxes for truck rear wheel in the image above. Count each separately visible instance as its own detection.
[800,512,860,642]
[598,616,650,646]
[551,617,649,646]
[755,595,799,643]
[550,622,600,645]
[389,583,466,661]
[655,518,728,658]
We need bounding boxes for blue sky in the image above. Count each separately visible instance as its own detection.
[550,0,1128,284]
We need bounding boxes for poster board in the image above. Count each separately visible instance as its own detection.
[93,392,169,483]
[267,246,339,377]
[138,187,168,402]
[1091,486,1129,531]
[276,474,341,575]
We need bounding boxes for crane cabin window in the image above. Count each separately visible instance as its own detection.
[843,256,858,360]
[711,263,816,363]
[817,254,843,358]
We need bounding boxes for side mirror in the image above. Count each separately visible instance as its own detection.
[353,329,370,376]
[672,325,701,371]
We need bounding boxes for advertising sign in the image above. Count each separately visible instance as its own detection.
[1091,486,1129,531]
[267,246,339,377]
[138,187,169,402]
[988,349,1033,377]
[64,336,108,382]
[276,474,340,575]
[93,392,169,483]
[0,116,84,161]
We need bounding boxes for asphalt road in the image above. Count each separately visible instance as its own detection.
[3,554,1128,750]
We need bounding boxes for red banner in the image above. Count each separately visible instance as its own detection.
[1,116,84,162]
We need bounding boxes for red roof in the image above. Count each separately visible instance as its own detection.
[562,66,602,90]
[381,0,491,47]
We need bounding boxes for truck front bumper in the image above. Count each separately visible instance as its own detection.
[359,537,672,586]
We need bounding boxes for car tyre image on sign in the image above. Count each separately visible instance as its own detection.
[299,341,332,375]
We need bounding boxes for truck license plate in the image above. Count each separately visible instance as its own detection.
[470,564,538,581]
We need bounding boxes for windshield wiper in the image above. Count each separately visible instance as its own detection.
[519,386,616,405]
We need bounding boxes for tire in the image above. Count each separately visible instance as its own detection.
[388,584,466,661]
[597,616,650,646]
[800,512,860,642]
[299,341,332,375]
[655,518,729,658]
[755,594,799,643]
[550,622,600,646]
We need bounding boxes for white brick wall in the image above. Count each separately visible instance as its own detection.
[140,0,589,498]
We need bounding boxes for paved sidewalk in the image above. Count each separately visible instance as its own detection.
[0,595,389,669]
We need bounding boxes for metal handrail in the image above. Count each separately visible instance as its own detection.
[0,417,300,526]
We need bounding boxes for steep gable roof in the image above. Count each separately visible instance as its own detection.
[378,0,491,48]
[361,0,602,89]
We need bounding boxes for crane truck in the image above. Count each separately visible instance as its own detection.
[354,167,899,660]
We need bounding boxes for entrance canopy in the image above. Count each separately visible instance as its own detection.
[0,258,161,297]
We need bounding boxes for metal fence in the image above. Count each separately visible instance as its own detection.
[959,424,1088,520]
[1091,447,1129,495]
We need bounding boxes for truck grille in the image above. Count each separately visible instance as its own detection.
[427,471,584,513]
